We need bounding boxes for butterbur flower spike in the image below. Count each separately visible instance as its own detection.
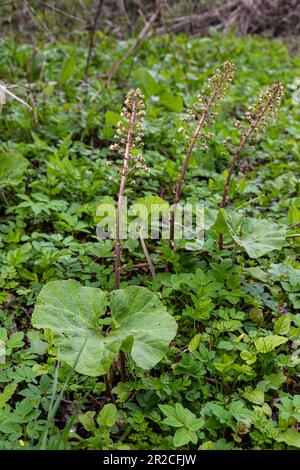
[218,83,284,250]
[109,88,148,382]
[170,60,235,250]
[110,88,147,175]
[236,83,284,143]
[110,88,146,293]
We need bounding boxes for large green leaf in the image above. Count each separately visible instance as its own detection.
[110,287,177,369]
[32,280,177,376]
[214,209,286,258]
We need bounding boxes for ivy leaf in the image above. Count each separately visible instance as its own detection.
[32,280,177,376]
[254,335,289,353]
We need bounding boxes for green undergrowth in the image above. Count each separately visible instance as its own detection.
[0,31,300,450]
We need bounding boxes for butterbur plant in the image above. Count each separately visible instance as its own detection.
[32,87,177,385]
[169,61,235,250]
[218,83,284,250]
[110,88,147,289]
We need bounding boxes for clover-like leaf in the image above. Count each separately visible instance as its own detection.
[32,280,177,377]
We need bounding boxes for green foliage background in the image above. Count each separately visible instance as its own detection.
[0,31,300,449]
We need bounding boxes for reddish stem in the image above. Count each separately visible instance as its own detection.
[170,76,227,251]
[218,96,277,250]
[115,98,137,289]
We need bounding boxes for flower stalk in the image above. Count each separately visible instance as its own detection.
[218,83,284,250]
[111,88,146,289]
[110,88,146,382]
[169,61,235,250]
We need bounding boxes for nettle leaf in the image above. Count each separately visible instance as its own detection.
[32,280,177,376]
[214,210,286,258]
[254,335,289,353]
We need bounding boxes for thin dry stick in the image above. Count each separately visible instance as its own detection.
[106,10,158,87]
[92,9,159,100]
[218,83,284,250]
[0,82,32,115]
[37,0,86,23]
[24,0,56,42]
[169,61,235,250]
[84,0,104,80]
[140,233,157,279]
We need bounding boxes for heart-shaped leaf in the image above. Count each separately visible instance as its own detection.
[32,280,177,377]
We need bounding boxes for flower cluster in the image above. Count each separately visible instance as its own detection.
[178,60,236,146]
[235,83,284,145]
[110,88,148,175]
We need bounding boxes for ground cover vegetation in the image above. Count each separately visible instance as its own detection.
[0,28,300,450]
